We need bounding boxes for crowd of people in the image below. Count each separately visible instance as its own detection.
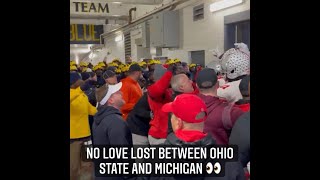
[70,43,250,180]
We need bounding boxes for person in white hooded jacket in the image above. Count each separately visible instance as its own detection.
[216,43,250,103]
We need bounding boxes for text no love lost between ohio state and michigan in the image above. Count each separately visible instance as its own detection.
[87,147,235,160]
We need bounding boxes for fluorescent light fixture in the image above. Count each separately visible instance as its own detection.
[150,47,156,55]
[70,49,90,54]
[115,35,123,42]
[112,2,122,4]
[210,0,243,12]
[89,52,97,59]
[75,55,79,64]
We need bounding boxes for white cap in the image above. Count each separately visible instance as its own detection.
[99,82,122,106]
[86,68,93,72]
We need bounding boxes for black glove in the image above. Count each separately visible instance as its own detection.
[167,64,177,75]
[175,65,186,75]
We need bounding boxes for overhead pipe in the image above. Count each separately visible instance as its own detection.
[70,14,129,20]
[100,0,189,42]
[129,7,137,24]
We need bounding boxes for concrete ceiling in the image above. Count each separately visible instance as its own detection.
[70,0,168,63]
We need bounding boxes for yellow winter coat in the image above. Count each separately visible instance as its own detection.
[70,87,97,139]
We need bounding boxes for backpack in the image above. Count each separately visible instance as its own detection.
[222,103,234,138]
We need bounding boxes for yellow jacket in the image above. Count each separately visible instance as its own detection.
[70,87,97,139]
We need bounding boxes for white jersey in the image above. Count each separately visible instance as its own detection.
[217,77,226,86]
[217,79,243,103]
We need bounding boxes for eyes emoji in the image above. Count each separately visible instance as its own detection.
[206,162,213,174]
[206,162,221,174]
[213,162,221,174]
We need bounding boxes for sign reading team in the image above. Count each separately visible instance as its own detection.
[72,1,109,13]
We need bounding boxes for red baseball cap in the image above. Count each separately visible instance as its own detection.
[162,94,207,123]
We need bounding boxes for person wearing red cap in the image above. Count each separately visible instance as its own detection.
[162,94,209,143]
[162,94,245,180]
[165,73,198,135]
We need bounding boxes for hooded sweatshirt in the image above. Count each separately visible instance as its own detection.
[92,106,132,146]
[92,106,134,180]
[70,87,97,139]
[198,94,244,145]
[120,76,143,120]
[148,71,173,139]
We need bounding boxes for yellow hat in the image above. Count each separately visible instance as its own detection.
[93,65,103,71]
[80,62,88,67]
[148,59,161,65]
[165,59,175,65]
[98,62,106,67]
[154,60,161,64]
[92,65,98,71]
[112,58,120,63]
[189,63,196,68]
[148,59,155,65]
[108,62,118,67]
[115,68,121,74]
[81,67,88,72]
[70,65,77,71]
[118,64,124,69]
[174,58,181,63]
[70,61,76,66]
[139,61,147,67]
[121,65,129,72]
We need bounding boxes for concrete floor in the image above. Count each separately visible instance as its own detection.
[80,161,94,180]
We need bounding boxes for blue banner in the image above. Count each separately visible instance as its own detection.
[70,24,104,44]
